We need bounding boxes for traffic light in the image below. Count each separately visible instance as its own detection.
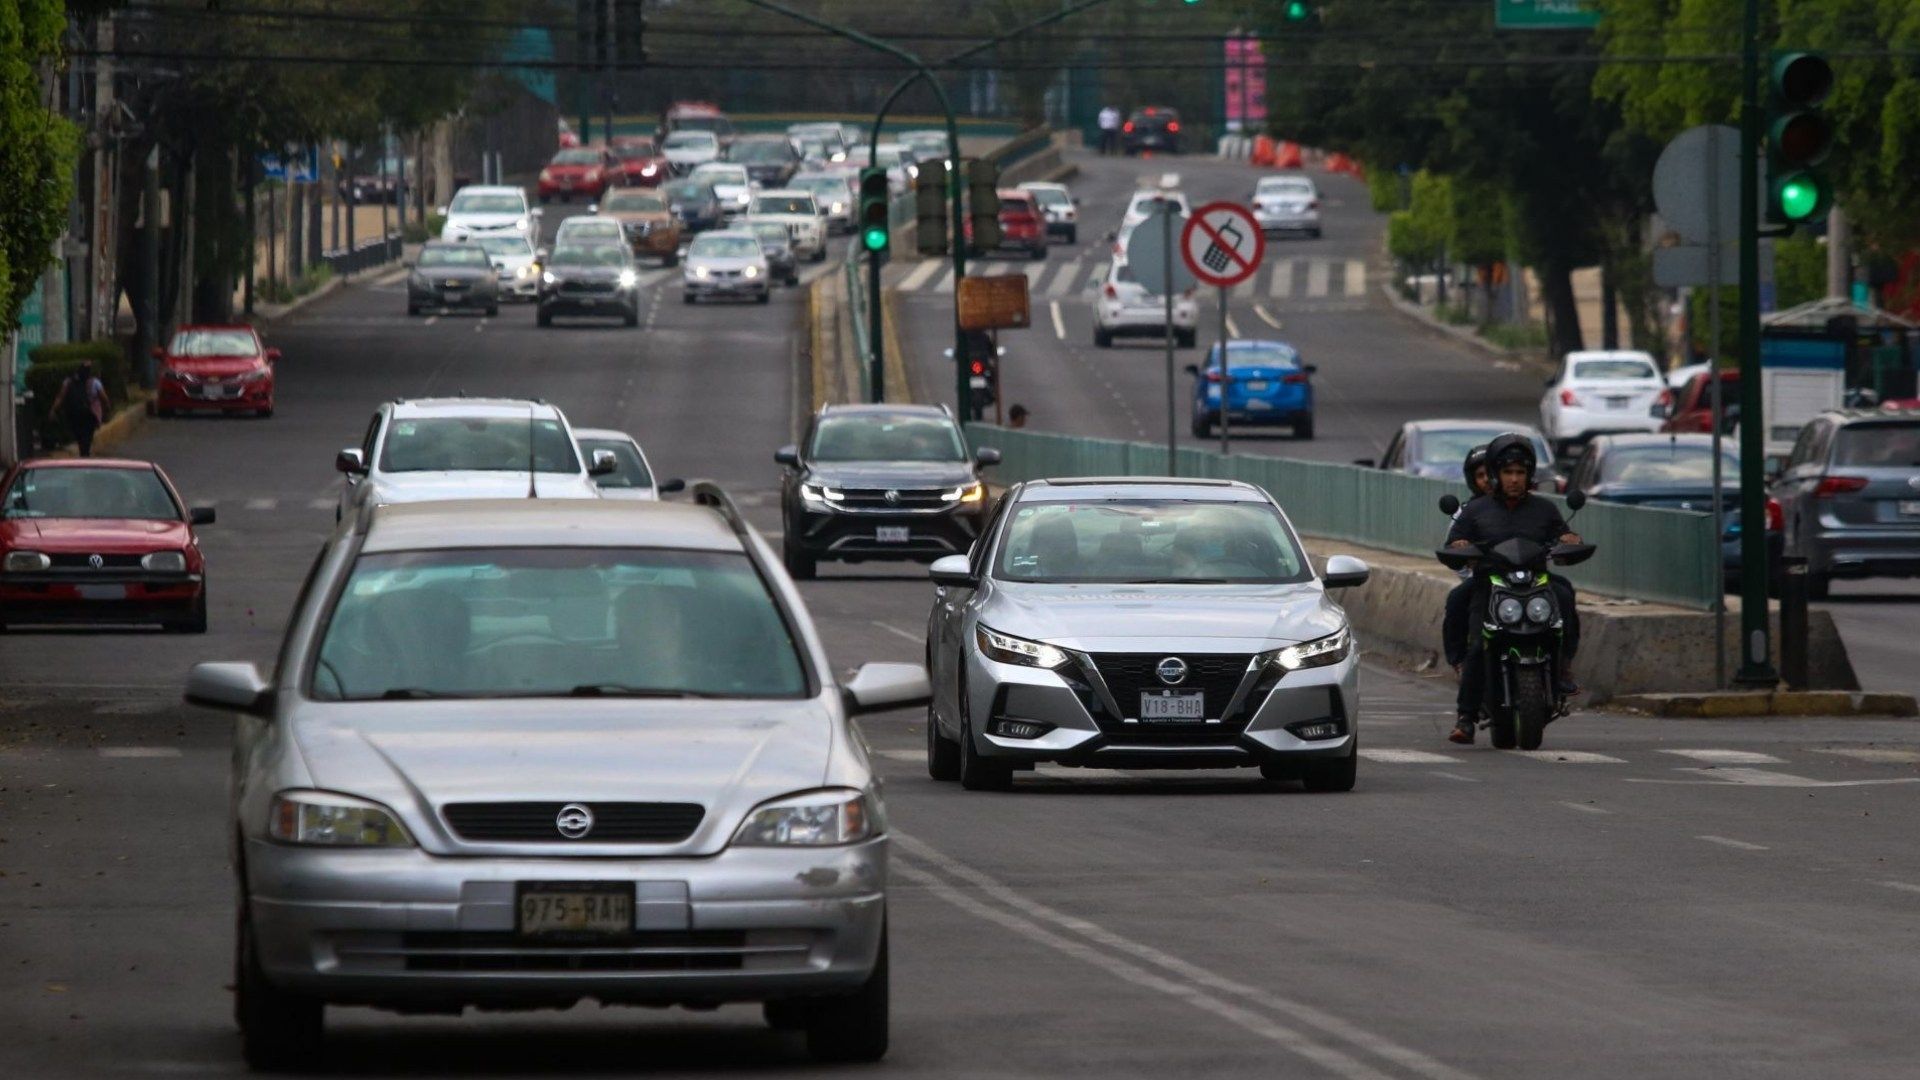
[859,168,891,255]
[613,0,646,67]
[967,159,1001,253]
[1765,51,1834,230]
[1284,1,1311,19]
[915,159,949,256]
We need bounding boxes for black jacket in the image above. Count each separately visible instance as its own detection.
[1445,492,1570,549]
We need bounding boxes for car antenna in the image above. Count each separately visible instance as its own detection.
[526,404,539,500]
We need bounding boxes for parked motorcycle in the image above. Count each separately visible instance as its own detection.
[1435,491,1595,750]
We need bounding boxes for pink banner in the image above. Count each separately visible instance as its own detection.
[1223,36,1266,129]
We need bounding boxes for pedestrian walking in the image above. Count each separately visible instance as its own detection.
[1097,105,1121,156]
[51,360,109,457]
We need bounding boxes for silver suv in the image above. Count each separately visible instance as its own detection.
[1772,410,1920,597]
[924,477,1369,791]
[188,489,928,1068]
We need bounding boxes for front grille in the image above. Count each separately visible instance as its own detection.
[443,802,704,843]
[340,931,765,973]
[560,280,616,295]
[1083,653,1257,743]
[48,553,142,569]
[837,487,950,510]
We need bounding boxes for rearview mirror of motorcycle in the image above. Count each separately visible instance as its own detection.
[1565,490,1587,512]
[1438,494,1461,516]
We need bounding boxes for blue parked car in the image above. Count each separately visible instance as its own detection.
[1186,339,1316,439]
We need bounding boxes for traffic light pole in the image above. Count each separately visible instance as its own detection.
[1736,0,1777,687]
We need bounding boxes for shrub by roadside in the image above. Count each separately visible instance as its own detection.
[400,214,447,244]
[259,265,333,305]
[26,341,134,450]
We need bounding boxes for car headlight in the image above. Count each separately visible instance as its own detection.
[617,269,639,289]
[1266,626,1352,672]
[940,482,984,503]
[831,201,846,214]
[1496,597,1525,625]
[141,550,187,572]
[800,482,844,506]
[516,264,536,278]
[541,270,557,285]
[515,217,529,232]
[743,265,760,278]
[4,550,50,572]
[976,624,1071,669]
[732,788,877,847]
[269,790,414,847]
[238,366,271,383]
[694,265,711,279]
[642,164,658,176]
[1525,595,1556,624]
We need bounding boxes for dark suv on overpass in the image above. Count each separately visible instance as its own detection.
[1123,106,1182,155]
[777,404,1001,579]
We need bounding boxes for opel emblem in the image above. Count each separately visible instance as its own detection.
[884,489,901,505]
[1156,657,1189,686]
[554,803,594,840]
[88,554,104,569]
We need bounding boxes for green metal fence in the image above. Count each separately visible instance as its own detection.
[965,425,1723,611]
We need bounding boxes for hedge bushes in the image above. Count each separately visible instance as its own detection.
[26,340,132,450]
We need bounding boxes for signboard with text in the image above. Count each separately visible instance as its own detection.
[957,274,1032,331]
[1494,0,1600,30]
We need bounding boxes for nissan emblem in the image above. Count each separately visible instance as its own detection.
[1156,657,1189,686]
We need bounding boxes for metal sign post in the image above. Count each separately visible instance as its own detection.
[1219,285,1232,454]
[1181,202,1265,459]
[1162,204,1177,474]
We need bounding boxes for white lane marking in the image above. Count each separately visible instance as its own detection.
[1306,260,1330,298]
[243,498,276,511]
[870,620,922,644]
[1559,801,1612,814]
[1814,748,1920,763]
[1021,262,1047,282]
[1430,772,1481,783]
[1344,260,1367,297]
[424,315,439,326]
[933,268,956,293]
[474,321,486,333]
[1269,259,1294,298]
[873,748,922,763]
[1514,750,1625,764]
[1696,835,1769,852]
[1253,304,1283,330]
[1225,313,1241,339]
[1359,748,1457,764]
[98,747,183,759]
[1660,749,1785,765]
[1878,880,1920,895]
[307,498,335,511]
[1044,259,1084,298]
[899,260,943,291]
[895,834,1481,1080]
[1632,767,1920,788]
[1050,300,1066,340]
[1035,765,1146,781]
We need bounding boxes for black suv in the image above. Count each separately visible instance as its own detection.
[1123,107,1182,155]
[777,404,1000,579]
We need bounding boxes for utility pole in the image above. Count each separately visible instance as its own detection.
[90,14,118,341]
[138,144,160,389]
[1734,0,1777,686]
[1826,206,1851,299]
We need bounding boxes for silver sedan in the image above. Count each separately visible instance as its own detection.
[924,477,1369,790]
[188,491,927,1068]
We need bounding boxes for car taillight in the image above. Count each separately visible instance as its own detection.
[1103,283,1118,299]
[1559,389,1580,407]
[970,360,986,376]
[1204,370,1223,383]
[1123,121,1135,133]
[1655,389,1673,408]
[1283,373,1310,385]
[1167,121,1181,133]
[1813,475,1868,498]
[1765,497,1784,531]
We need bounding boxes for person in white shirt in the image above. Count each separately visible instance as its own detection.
[1097,105,1121,156]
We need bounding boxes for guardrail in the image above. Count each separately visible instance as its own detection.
[322,233,403,277]
[963,424,1723,611]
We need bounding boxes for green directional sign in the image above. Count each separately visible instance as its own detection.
[1494,0,1599,30]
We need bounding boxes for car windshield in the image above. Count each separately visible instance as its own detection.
[1212,345,1300,370]
[691,235,759,259]
[671,116,727,134]
[379,417,581,474]
[731,141,792,164]
[664,132,717,150]
[797,178,845,200]
[3,467,178,520]
[876,147,905,166]
[580,438,654,489]
[602,192,666,214]
[1572,359,1658,380]
[560,221,623,240]
[754,196,814,215]
[448,193,524,214]
[996,500,1309,584]
[169,329,257,356]
[550,245,627,267]
[310,548,807,701]
[475,237,533,258]
[1129,193,1186,215]
[553,150,601,165]
[1601,445,1741,484]
[1833,422,1920,467]
[749,222,790,245]
[612,141,655,157]
[1026,187,1070,207]
[1000,197,1037,216]
[809,414,965,462]
[1413,429,1509,467]
[418,246,491,268]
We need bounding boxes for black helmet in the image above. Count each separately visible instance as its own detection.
[1486,432,1538,481]
[1462,444,1490,489]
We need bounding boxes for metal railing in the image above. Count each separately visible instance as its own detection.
[321,233,404,277]
[964,425,1723,611]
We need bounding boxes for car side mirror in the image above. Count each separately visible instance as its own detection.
[1352,458,1376,468]
[189,506,216,526]
[588,449,619,477]
[335,448,368,475]
[657,477,687,494]
[1565,490,1587,512]
[265,347,282,363]
[928,554,977,588]
[1438,494,1461,515]
[774,445,800,467]
[1322,555,1371,590]
[840,662,932,717]
[184,662,272,717]
[974,447,1001,467]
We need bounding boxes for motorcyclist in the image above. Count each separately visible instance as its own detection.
[1441,444,1491,675]
[1444,433,1583,745]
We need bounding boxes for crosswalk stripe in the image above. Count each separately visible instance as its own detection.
[899,260,943,291]
[933,268,955,293]
[307,498,336,511]
[1306,260,1329,298]
[1269,259,1294,298]
[1044,259,1084,298]
[1661,749,1785,765]
[1359,748,1458,764]
[1344,260,1367,297]
[1020,262,1048,283]
[244,498,276,511]
[1814,748,1920,763]
[1513,750,1625,764]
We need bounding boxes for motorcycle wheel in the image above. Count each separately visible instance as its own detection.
[1514,667,1552,751]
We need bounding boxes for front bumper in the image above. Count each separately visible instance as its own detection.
[540,289,637,317]
[158,377,273,411]
[788,504,985,562]
[684,275,769,299]
[1257,211,1320,234]
[410,283,498,310]
[0,574,202,625]
[244,836,887,1008]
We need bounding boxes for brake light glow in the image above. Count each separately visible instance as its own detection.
[1813,475,1869,498]
[1283,372,1310,385]
[970,360,986,376]
[1167,121,1181,133]
[1123,121,1135,133]
[1765,497,1784,531]
[1655,389,1673,409]
[1559,389,1580,407]
[1204,370,1222,383]
[1103,283,1118,299]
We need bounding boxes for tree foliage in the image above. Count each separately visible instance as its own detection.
[0,0,79,334]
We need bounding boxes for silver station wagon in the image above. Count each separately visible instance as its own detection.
[189,489,927,1068]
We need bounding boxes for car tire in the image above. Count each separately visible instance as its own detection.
[757,291,771,304]
[1065,226,1078,245]
[683,292,696,304]
[236,913,324,1072]
[783,542,817,580]
[257,407,274,420]
[168,588,209,634]
[623,307,640,327]
[1294,416,1315,440]
[927,704,961,781]
[1030,246,1047,261]
[1093,327,1113,349]
[663,251,679,268]
[536,308,553,327]
[539,194,550,205]
[156,407,175,419]
[812,249,827,263]
[485,304,500,318]
[958,709,1013,792]
[803,926,889,1063]
[1310,228,1323,239]
[1258,761,1300,783]
[406,304,419,316]
[1301,739,1358,793]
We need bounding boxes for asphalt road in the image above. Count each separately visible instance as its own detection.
[4,179,1920,1079]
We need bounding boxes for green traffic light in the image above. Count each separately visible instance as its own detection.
[1285,1,1309,19]
[1777,176,1821,221]
[862,226,889,252]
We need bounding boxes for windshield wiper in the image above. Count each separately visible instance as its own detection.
[565,684,721,698]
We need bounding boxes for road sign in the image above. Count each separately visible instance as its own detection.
[1124,202,1196,296]
[1652,239,1774,289]
[1181,202,1264,289]
[957,274,1031,331]
[1493,1,1599,30]
[1653,124,1743,247]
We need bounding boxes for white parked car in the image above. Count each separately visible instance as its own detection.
[1018,181,1078,244]
[747,190,827,262]
[333,398,610,519]
[1093,257,1197,349]
[573,428,682,500]
[1252,175,1321,238]
[439,185,540,244]
[1539,350,1670,457]
[690,162,753,218]
[661,130,721,175]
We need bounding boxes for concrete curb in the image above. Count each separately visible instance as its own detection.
[1612,691,1920,719]
[1378,284,1553,374]
[249,274,347,326]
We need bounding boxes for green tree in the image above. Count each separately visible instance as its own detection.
[0,0,78,334]
[1389,170,1451,296]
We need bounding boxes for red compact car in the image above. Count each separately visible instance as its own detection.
[1661,369,1739,434]
[0,458,214,632]
[153,324,278,418]
[538,147,616,203]
[609,136,668,187]
[995,190,1048,260]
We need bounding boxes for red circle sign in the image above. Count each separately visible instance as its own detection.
[1181,202,1265,288]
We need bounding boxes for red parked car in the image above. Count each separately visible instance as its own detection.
[537,146,616,203]
[0,458,214,632]
[1661,369,1739,434]
[153,324,278,418]
[609,136,668,187]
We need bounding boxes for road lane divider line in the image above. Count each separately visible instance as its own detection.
[891,860,1405,1080]
[1512,750,1625,764]
[1270,260,1294,298]
[1814,748,1920,763]
[424,315,438,325]
[895,834,1482,1080]
[98,747,183,759]
[1696,835,1769,852]
[1559,801,1612,814]
[1429,771,1480,782]
[1254,304,1283,330]
[1051,300,1066,340]
[1225,313,1241,339]
[872,749,922,763]
[307,499,334,511]
[1344,260,1367,297]
[1359,748,1457,764]
[899,260,943,291]
[871,620,922,644]
[1659,749,1784,765]
[243,498,276,511]
[1306,260,1330,298]
[1877,880,1920,895]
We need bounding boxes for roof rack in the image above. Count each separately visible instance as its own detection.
[690,480,752,541]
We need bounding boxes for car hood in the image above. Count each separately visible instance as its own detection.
[982,581,1341,652]
[608,210,672,226]
[368,472,599,502]
[709,182,749,199]
[545,164,599,175]
[689,256,764,272]
[806,461,975,488]
[290,700,834,856]
[488,254,535,272]
[2,517,189,553]
[166,355,263,377]
[754,213,819,228]
[665,147,719,163]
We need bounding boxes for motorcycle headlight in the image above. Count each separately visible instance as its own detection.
[732,788,877,847]
[541,270,557,285]
[1266,626,1351,672]
[941,482,985,504]
[743,265,761,278]
[1507,569,1531,586]
[1496,597,1525,625]
[976,625,1071,669]
[4,550,50,572]
[617,269,639,289]
[799,482,844,506]
[1525,595,1556,625]
[269,790,414,847]
[141,550,187,573]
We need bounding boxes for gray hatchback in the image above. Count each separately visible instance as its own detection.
[187,490,928,1068]
[1772,410,1920,597]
